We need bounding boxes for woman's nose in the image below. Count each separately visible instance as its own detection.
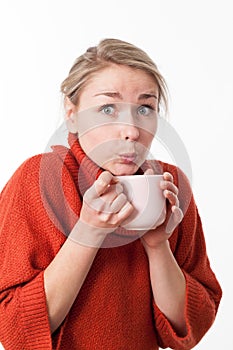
[120,121,140,141]
[118,104,141,141]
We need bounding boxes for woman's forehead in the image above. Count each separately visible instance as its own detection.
[81,64,159,97]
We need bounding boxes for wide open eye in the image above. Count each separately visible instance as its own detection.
[137,105,155,117]
[100,104,115,115]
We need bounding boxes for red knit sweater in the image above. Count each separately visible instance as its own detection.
[0,134,222,350]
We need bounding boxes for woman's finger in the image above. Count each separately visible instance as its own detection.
[110,193,128,213]
[85,171,116,202]
[94,171,114,196]
[144,168,154,175]
[163,171,173,182]
[116,201,134,222]
[160,180,178,195]
[164,190,179,207]
[165,206,183,234]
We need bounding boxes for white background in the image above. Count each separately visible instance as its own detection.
[0,1,232,349]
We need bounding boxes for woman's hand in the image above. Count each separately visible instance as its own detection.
[141,170,183,252]
[80,171,134,234]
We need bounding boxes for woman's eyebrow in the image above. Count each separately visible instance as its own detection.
[93,92,158,100]
[138,93,158,100]
[93,92,123,98]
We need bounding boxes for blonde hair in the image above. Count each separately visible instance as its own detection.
[61,38,169,114]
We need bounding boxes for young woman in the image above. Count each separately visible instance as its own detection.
[0,38,222,350]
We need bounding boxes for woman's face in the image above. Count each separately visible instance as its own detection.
[72,64,159,175]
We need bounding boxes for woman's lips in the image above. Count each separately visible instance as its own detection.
[118,153,137,164]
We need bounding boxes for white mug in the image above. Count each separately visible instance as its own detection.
[116,174,166,230]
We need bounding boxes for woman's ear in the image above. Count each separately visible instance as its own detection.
[64,97,79,133]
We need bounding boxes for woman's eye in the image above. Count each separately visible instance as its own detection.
[101,104,115,115]
[137,105,154,116]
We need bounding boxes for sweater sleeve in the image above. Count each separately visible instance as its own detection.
[152,164,222,350]
[0,153,76,350]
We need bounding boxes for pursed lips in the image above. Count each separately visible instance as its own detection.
[118,152,138,164]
